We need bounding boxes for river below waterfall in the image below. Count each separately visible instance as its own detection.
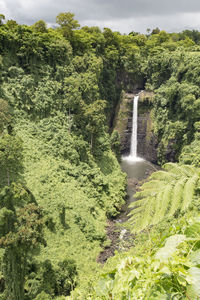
[97,157,158,264]
[115,159,155,224]
[119,157,158,220]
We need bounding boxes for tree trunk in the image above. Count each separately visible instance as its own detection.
[68,108,71,134]
[7,169,10,186]
[3,248,25,300]
[90,133,93,150]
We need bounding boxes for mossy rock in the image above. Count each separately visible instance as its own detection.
[138,91,154,113]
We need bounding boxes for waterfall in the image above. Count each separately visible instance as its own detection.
[130,95,139,158]
[122,94,143,163]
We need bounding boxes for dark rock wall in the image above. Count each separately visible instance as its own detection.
[113,93,133,155]
[120,113,132,155]
[137,112,158,163]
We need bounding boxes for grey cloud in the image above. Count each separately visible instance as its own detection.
[1,0,200,33]
[83,0,200,20]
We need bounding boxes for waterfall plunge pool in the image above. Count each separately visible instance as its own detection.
[121,157,157,205]
[97,157,157,263]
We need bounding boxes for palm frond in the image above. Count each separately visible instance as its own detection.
[182,174,199,211]
[129,163,200,233]
[156,184,173,222]
[169,177,187,216]
[150,170,177,181]
[152,191,164,225]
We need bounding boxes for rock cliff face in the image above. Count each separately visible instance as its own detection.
[137,111,157,163]
[113,93,133,155]
[114,91,158,163]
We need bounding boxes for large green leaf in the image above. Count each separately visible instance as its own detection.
[185,221,200,238]
[155,234,186,262]
[186,267,200,298]
[190,250,200,266]
[129,163,200,233]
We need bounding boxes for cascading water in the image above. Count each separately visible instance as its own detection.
[130,95,139,158]
[123,94,143,163]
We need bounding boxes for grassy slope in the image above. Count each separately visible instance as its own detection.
[15,118,126,289]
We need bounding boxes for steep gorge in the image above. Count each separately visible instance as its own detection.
[2,17,200,299]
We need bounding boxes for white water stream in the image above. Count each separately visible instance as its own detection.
[130,95,139,158]
[123,94,143,163]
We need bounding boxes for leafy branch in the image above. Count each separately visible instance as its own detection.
[129,163,200,233]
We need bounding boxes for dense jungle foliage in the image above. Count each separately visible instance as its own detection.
[1,12,200,299]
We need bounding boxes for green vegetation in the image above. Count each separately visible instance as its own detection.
[1,11,200,299]
[0,100,45,300]
[88,213,200,299]
[80,28,200,299]
[129,163,199,232]
[0,13,127,299]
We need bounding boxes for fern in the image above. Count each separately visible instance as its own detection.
[155,184,173,223]
[169,177,187,216]
[129,163,200,233]
[182,174,199,210]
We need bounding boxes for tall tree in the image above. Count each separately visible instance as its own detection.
[0,99,11,134]
[83,100,106,149]
[56,12,80,39]
[33,20,48,33]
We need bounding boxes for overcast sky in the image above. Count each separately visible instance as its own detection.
[1,0,200,33]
